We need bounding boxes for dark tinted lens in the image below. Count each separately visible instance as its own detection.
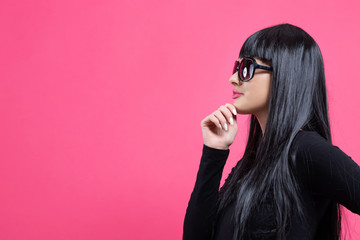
[239,58,254,81]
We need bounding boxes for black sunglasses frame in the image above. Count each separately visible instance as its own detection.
[233,57,273,82]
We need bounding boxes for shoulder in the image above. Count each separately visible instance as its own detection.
[291,130,354,169]
[291,130,355,193]
[293,130,330,149]
[290,130,338,186]
[291,130,348,169]
[292,130,337,160]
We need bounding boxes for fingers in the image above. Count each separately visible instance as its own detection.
[213,103,237,131]
[225,103,238,116]
[209,114,223,130]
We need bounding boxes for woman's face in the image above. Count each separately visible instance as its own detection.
[229,57,272,120]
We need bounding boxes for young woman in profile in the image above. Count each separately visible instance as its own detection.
[183,23,360,240]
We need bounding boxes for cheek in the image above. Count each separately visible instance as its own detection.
[255,82,271,99]
[262,85,271,102]
[251,79,271,106]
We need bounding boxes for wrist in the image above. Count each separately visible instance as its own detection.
[204,143,229,150]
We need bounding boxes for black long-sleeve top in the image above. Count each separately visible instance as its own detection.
[183,130,360,239]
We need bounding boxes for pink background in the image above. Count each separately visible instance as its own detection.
[1,0,360,239]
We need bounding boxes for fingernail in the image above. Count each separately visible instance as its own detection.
[232,108,237,115]
[224,123,228,131]
[219,123,222,129]
[230,117,233,125]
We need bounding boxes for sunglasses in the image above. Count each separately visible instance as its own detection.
[233,57,273,82]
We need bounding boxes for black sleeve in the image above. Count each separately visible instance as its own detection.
[183,144,230,240]
[295,132,360,215]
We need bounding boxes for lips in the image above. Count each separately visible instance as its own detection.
[233,90,243,99]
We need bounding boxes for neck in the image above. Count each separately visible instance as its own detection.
[255,111,268,135]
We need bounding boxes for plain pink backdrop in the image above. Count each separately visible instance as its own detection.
[1,0,359,239]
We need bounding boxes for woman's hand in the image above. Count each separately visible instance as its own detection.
[200,103,238,150]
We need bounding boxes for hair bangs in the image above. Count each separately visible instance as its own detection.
[239,31,275,64]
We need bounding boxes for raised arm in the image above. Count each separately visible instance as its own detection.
[183,144,229,240]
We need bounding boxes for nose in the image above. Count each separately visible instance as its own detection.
[229,72,241,86]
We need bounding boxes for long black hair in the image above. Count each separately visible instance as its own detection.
[216,23,341,239]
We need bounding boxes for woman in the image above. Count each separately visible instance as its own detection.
[183,23,360,240]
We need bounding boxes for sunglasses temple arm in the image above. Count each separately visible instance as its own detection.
[257,65,273,71]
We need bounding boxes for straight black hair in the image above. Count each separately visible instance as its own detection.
[216,23,341,239]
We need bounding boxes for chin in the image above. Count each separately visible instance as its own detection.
[233,107,251,115]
